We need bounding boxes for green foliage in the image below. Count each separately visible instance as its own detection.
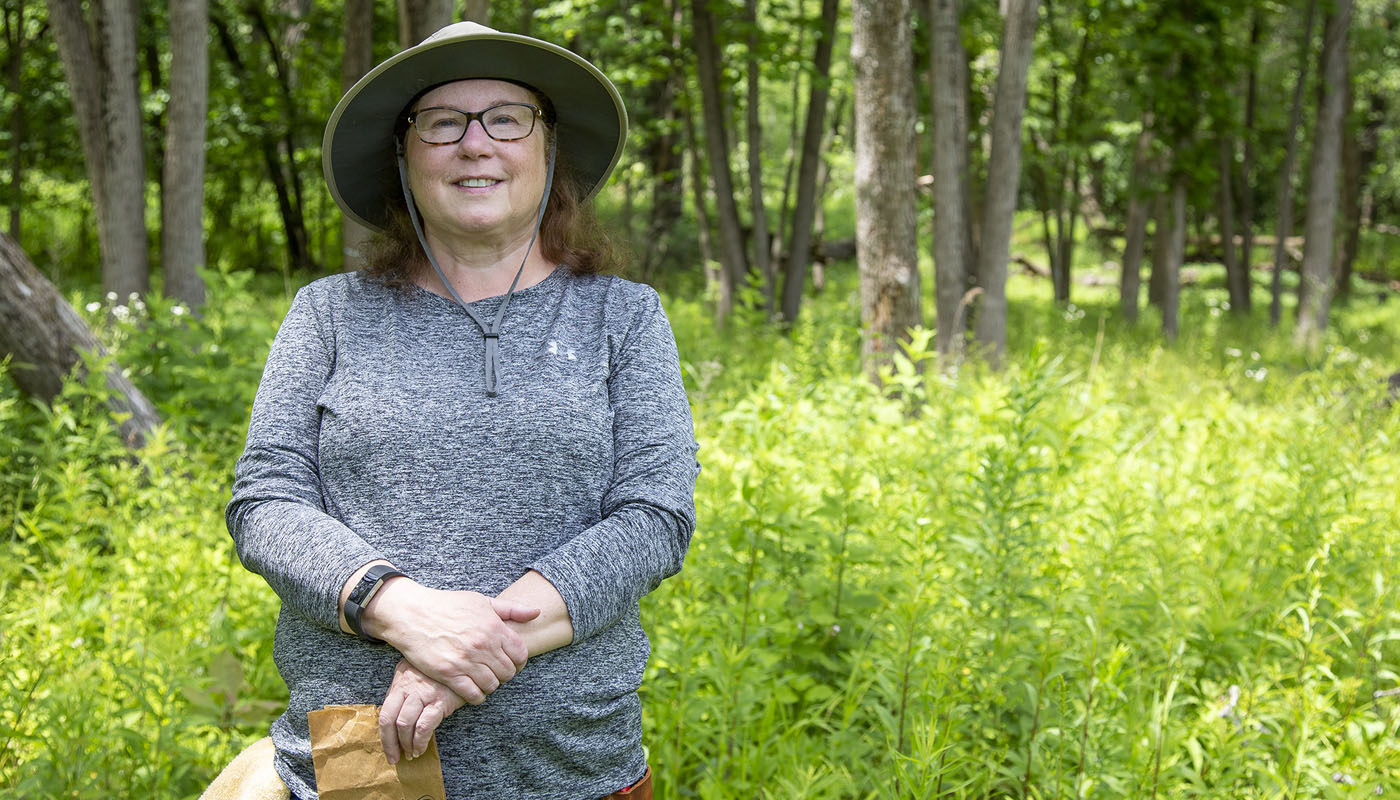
[3,268,1400,798]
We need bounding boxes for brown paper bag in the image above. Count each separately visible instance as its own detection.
[308,704,446,800]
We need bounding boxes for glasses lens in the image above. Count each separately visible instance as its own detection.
[414,108,468,144]
[482,104,537,141]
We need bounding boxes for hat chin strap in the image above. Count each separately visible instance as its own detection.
[395,136,557,397]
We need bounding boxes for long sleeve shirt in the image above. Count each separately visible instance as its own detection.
[226,268,699,799]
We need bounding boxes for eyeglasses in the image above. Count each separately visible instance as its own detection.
[407,103,543,144]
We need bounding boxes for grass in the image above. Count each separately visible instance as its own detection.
[1,262,1398,799]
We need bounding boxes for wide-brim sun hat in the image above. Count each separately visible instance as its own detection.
[323,21,628,233]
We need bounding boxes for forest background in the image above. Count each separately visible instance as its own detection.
[2,0,1400,797]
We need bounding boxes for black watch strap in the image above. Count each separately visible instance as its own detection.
[344,564,406,643]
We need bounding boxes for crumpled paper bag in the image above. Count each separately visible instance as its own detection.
[309,704,446,800]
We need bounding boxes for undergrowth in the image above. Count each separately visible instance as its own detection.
[1,267,1398,798]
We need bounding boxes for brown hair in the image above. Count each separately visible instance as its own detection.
[363,113,619,288]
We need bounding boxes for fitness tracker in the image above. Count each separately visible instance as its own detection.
[344,564,406,643]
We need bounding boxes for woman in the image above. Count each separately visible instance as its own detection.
[227,21,699,799]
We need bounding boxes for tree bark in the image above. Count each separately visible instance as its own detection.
[684,105,719,307]
[0,232,160,448]
[1236,8,1260,315]
[462,0,490,24]
[47,0,150,298]
[1271,0,1318,327]
[1162,176,1185,343]
[638,0,684,279]
[3,0,24,241]
[691,0,748,324]
[852,0,921,381]
[1295,0,1351,347]
[930,0,970,362]
[1217,129,1244,313]
[1119,116,1153,324]
[162,0,209,308]
[971,0,1040,367]
[1148,188,1169,307]
[743,0,772,314]
[399,0,453,47]
[340,0,375,271]
[778,0,839,324]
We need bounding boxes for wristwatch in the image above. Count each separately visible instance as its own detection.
[344,564,406,643]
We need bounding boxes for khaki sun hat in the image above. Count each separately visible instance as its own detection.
[322,21,628,233]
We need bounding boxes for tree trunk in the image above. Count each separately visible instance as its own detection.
[691,0,748,324]
[1295,0,1351,347]
[1217,130,1245,313]
[1271,0,1318,327]
[1119,116,1154,324]
[1148,188,1169,307]
[930,0,970,362]
[778,0,839,324]
[1236,9,1260,315]
[399,0,453,47]
[1162,176,1185,343]
[744,0,772,314]
[162,0,209,308]
[0,232,160,448]
[3,0,24,241]
[639,0,685,279]
[971,0,1040,367]
[47,0,150,298]
[852,0,921,381]
[684,105,719,308]
[340,0,375,271]
[462,0,490,24]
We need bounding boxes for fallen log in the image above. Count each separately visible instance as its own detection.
[0,232,161,448]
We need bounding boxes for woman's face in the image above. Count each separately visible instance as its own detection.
[403,79,548,246]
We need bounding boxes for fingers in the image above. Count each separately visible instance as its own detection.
[491,597,541,623]
[393,692,425,763]
[412,703,445,759]
[379,689,407,765]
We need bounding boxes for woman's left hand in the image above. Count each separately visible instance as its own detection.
[379,658,464,765]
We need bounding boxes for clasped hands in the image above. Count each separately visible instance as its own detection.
[358,579,540,764]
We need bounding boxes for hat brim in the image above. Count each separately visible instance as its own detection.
[323,27,627,233]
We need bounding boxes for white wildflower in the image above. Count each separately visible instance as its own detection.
[85,301,101,313]
[172,305,187,317]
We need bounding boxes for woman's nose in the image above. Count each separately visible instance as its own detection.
[456,120,494,155]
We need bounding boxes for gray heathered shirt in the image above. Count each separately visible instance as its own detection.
[226,268,699,799]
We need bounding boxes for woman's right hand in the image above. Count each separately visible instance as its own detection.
[361,577,540,704]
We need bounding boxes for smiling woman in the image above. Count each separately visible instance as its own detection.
[226,21,698,800]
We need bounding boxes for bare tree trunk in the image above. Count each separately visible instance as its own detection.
[930,0,970,362]
[1217,130,1244,313]
[0,232,160,448]
[1148,188,1169,307]
[1163,176,1185,343]
[744,0,772,314]
[771,4,806,271]
[971,0,1040,366]
[639,0,685,279]
[461,0,490,23]
[340,0,375,271]
[1295,0,1352,347]
[1236,9,1260,315]
[684,106,718,308]
[853,0,921,381]
[1271,0,1318,327]
[1119,116,1153,323]
[778,0,839,324]
[3,0,24,241]
[1334,86,1381,303]
[399,0,453,47]
[47,0,150,298]
[691,0,748,324]
[162,0,209,308]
